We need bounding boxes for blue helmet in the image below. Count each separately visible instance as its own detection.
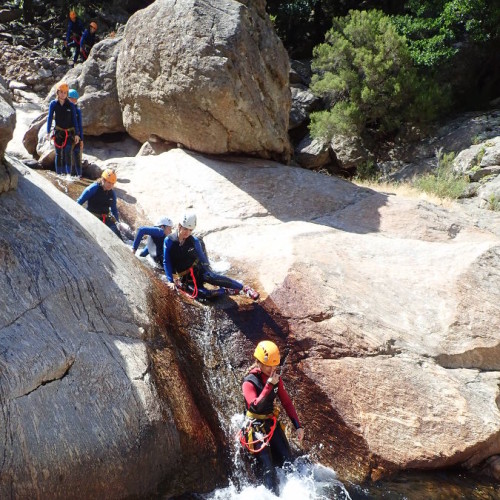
[68,89,79,99]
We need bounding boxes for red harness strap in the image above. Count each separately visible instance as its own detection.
[52,129,69,149]
[176,267,198,299]
[238,416,277,454]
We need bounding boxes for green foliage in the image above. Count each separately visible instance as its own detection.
[413,151,469,199]
[393,0,500,68]
[309,9,445,140]
[355,160,379,181]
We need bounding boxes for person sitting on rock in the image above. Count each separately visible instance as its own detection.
[68,88,83,177]
[132,216,173,266]
[77,168,121,238]
[239,340,304,494]
[80,21,98,61]
[64,11,84,67]
[163,211,260,300]
[46,81,81,176]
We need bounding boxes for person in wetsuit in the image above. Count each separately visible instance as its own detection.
[132,216,173,266]
[77,168,121,238]
[80,21,97,60]
[64,11,84,66]
[163,211,259,300]
[241,340,304,493]
[68,88,83,177]
[46,81,81,175]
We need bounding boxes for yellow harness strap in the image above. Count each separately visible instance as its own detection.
[174,259,199,278]
[246,410,274,420]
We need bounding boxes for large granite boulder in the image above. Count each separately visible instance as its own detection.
[61,36,125,136]
[117,0,291,161]
[0,159,220,498]
[106,149,500,483]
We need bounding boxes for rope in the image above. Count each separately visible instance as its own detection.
[175,267,198,299]
[238,416,277,454]
[52,128,68,149]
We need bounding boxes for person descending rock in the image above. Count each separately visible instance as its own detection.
[163,211,259,300]
[80,21,98,61]
[77,168,122,239]
[68,89,83,177]
[132,216,173,266]
[239,340,304,494]
[64,11,84,67]
[46,81,81,176]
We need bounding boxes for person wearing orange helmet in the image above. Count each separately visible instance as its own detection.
[77,168,122,238]
[80,21,98,60]
[46,81,81,175]
[240,340,304,493]
[64,11,84,67]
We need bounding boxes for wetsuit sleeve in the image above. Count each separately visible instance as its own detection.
[242,380,275,414]
[110,191,119,221]
[163,237,174,282]
[193,237,209,265]
[66,21,72,43]
[139,248,149,257]
[132,226,154,252]
[77,108,83,140]
[277,379,301,429]
[46,101,55,134]
[69,102,80,137]
[76,182,98,206]
[80,30,88,49]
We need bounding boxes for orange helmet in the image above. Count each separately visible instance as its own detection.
[56,81,69,93]
[90,21,98,30]
[101,168,117,184]
[254,341,280,367]
[69,11,77,21]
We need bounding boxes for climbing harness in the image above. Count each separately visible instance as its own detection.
[51,126,75,149]
[175,266,198,299]
[238,413,278,454]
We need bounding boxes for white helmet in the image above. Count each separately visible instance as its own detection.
[155,216,173,227]
[181,211,197,230]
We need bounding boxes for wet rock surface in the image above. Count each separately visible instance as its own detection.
[105,149,500,484]
[0,159,220,498]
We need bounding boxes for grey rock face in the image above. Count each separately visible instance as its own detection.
[117,0,291,161]
[0,161,218,498]
[0,75,16,159]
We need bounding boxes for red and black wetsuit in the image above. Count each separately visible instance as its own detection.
[242,367,302,493]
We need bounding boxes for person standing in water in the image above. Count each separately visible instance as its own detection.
[68,88,83,177]
[46,81,80,175]
[240,340,304,493]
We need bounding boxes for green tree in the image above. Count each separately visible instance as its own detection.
[309,9,445,140]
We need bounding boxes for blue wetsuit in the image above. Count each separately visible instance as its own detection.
[132,226,166,264]
[72,106,83,176]
[77,182,121,238]
[80,29,96,59]
[163,233,243,299]
[46,99,80,175]
[66,18,84,64]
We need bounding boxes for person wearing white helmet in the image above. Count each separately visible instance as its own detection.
[163,211,260,300]
[132,216,173,266]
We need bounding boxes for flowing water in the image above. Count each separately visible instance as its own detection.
[44,172,500,500]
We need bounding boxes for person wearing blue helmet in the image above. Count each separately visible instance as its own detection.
[68,89,83,177]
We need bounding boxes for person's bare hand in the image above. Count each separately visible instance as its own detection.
[268,369,280,385]
[296,428,304,442]
[166,281,176,291]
